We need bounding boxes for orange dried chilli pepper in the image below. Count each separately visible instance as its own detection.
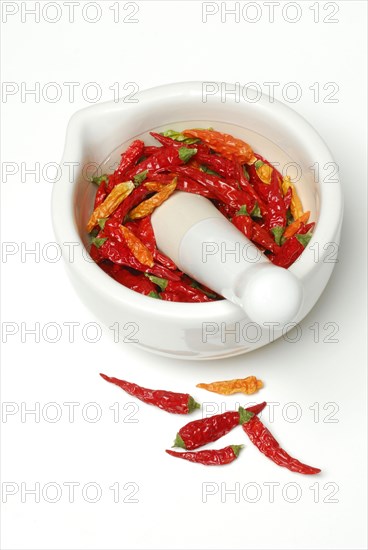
[120,225,154,267]
[196,376,263,396]
[283,211,311,239]
[144,181,166,192]
[166,445,243,466]
[255,160,273,184]
[128,178,177,220]
[282,176,304,220]
[183,129,254,164]
[87,181,134,232]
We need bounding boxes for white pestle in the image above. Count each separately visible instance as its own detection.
[151,192,303,325]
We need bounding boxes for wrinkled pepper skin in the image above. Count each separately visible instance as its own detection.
[174,404,265,450]
[166,445,243,466]
[100,374,200,414]
[242,415,321,475]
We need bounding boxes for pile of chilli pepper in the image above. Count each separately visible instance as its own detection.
[100,373,320,473]
[88,128,314,302]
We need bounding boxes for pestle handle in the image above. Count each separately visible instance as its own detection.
[151,192,303,325]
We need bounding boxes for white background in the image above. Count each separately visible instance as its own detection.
[1,1,367,549]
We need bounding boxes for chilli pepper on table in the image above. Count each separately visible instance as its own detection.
[196,376,263,396]
[241,413,321,475]
[173,405,265,450]
[166,445,243,466]
[100,373,201,414]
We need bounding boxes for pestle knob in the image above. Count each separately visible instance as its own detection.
[151,192,303,325]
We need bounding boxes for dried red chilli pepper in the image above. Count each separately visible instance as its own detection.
[166,445,243,466]
[149,264,182,281]
[283,186,292,210]
[176,175,218,199]
[232,212,253,240]
[148,171,217,200]
[94,231,182,281]
[159,291,183,301]
[106,139,145,193]
[232,209,280,254]
[142,145,161,157]
[301,222,315,234]
[176,166,255,212]
[245,401,267,416]
[269,227,312,268]
[110,185,151,224]
[236,163,268,216]
[126,145,197,179]
[161,282,213,302]
[247,158,287,232]
[195,150,238,179]
[181,275,221,300]
[215,201,237,219]
[265,169,287,230]
[252,222,281,254]
[149,132,209,154]
[147,275,213,302]
[173,405,263,450]
[241,414,321,475]
[125,217,156,250]
[153,250,178,271]
[93,179,108,208]
[90,243,103,263]
[100,373,200,414]
[99,263,157,295]
[125,217,178,270]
